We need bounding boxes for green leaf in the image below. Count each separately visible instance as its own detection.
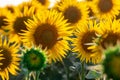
[85,70,101,79]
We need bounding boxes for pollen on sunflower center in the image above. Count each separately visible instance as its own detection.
[0,16,8,28]
[101,33,119,49]
[33,23,58,49]
[98,0,113,13]
[64,6,81,24]
[0,48,12,70]
[81,31,96,53]
[13,16,30,34]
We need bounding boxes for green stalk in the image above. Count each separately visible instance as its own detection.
[62,61,69,80]
[35,71,40,80]
[26,70,30,80]
[81,61,85,80]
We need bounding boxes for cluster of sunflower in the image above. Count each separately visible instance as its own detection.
[0,0,120,80]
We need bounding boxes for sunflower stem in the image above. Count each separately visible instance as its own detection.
[26,70,30,80]
[62,61,69,80]
[35,71,40,80]
[81,61,85,80]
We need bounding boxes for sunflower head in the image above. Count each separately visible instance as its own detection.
[22,47,47,71]
[56,0,89,29]
[20,9,72,63]
[72,21,102,64]
[98,19,120,49]
[5,7,35,43]
[0,36,20,80]
[103,45,120,80]
[92,0,120,19]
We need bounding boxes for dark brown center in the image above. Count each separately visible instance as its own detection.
[0,48,12,70]
[64,6,81,24]
[33,23,58,49]
[81,31,97,53]
[98,0,113,13]
[13,16,31,34]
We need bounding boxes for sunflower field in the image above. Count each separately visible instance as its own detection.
[0,0,120,80]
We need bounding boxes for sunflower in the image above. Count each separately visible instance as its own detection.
[56,0,89,30]
[91,0,120,19]
[72,21,102,64]
[103,46,120,80]
[20,10,72,63]
[5,7,35,43]
[98,19,120,49]
[32,0,50,8]
[22,46,47,71]
[0,36,20,80]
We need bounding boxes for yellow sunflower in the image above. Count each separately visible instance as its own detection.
[5,7,35,43]
[98,19,120,49]
[0,36,20,80]
[91,0,120,19]
[20,10,72,63]
[56,0,89,30]
[32,0,50,8]
[72,21,102,64]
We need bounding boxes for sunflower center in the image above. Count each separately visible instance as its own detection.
[101,33,119,49]
[0,16,8,28]
[0,48,12,70]
[81,31,96,53]
[24,48,46,71]
[98,0,113,13]
[64,6,81,24]
[33,23,58,49]
[13,16,31,34]
[37,0,46,5]
[30,53,40,64]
